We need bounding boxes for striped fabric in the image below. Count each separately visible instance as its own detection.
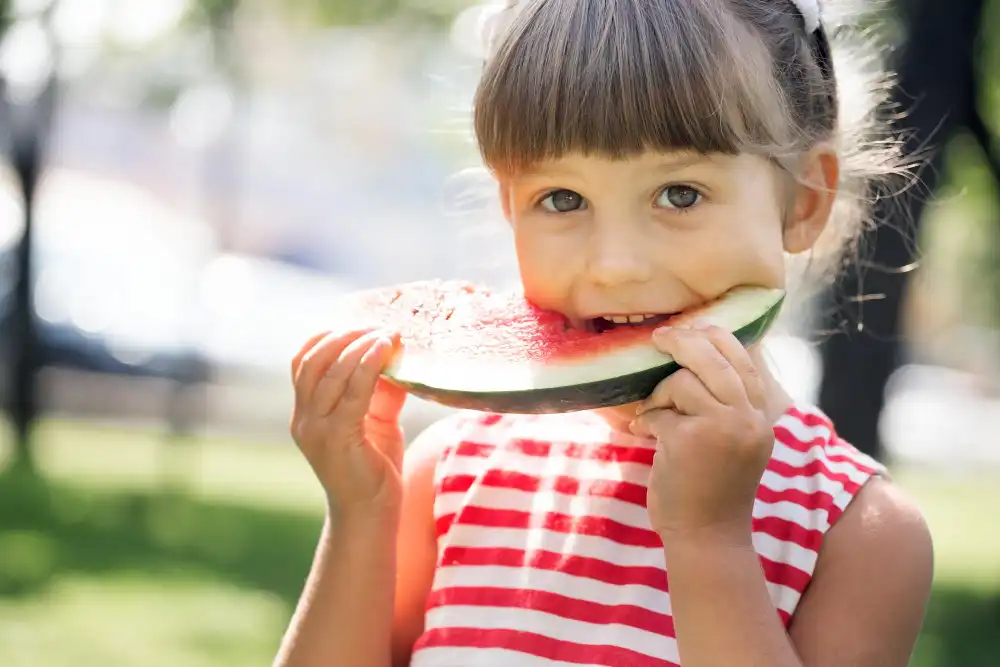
[409,404,886,667]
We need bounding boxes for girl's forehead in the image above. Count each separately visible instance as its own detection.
[511,151,752,180]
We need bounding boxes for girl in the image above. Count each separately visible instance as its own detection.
[276,1,934,666]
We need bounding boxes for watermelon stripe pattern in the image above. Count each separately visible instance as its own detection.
[409,405,885,667]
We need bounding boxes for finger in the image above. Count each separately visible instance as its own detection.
[311,331,385,416]
[697,325,768,409]
[636,378,676,415]
[639,368,716,417]
[332,336,395,423]
[630,407,684,440]
[295,328,374,403]
[651,326,747,406]
[291,330,331,380]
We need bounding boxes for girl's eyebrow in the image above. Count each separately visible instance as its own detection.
[649,153,718,173]
[512,169,585,192]
[512,153,721,189]
[517,164,577,179]
[521,152,717,176]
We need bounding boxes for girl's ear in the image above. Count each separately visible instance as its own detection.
[783,146,840,254]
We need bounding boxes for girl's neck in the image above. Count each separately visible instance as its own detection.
[749,343,796,422]
[596,344,795,435]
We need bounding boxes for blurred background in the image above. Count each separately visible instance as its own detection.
[0,1,996,665]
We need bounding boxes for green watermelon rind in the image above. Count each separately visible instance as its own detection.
[382,286,785,414]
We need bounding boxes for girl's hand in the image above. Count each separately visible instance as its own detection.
[290,329,409,518]
[631,322,774,538]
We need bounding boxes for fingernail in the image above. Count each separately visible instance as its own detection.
[654,326,671,339]
[691,319,712,330]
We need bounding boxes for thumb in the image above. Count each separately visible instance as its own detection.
[369,334,407,422]
[631,408,682,441]
[366,379,407,472]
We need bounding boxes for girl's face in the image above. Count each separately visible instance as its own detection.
[500,150,832,327]
[498,149,837,427]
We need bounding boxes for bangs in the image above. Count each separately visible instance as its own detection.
[474,0,794,176]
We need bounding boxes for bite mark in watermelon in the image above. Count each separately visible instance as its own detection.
[334,279,785,414]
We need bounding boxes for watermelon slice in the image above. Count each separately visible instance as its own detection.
[334,280,784,414]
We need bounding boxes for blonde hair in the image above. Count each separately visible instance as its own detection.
[469,0,905,285]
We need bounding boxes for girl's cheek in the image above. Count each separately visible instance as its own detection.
[688,223,786,284]
[515,236,578,303]
[515,221,580,265]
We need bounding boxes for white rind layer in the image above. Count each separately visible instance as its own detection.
[384,286,784,393]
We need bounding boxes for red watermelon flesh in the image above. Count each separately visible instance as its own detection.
[333,279,785,413]
[337,279,711,362]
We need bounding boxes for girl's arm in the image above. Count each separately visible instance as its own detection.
[634,325,933,667]
[390,426,445,665]
[661,478,933,667]
[272,426,443,667]
[788,479,933,665]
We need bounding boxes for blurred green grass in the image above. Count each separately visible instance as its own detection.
[0,418,998,667]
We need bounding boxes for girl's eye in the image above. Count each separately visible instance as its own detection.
[656,185,701,210]
[540,189,586,213]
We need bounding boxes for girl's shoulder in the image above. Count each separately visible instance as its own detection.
[768,403,889,528]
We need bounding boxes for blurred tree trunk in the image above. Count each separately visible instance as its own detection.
[161,0,243,487]
[2,1,58,474]
[815,0,994,462]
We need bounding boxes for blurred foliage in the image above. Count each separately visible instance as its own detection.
[942,139,1000,330]
[0,464,322,602]
[189,0,240,30]
[290,0,467,28]
[188,0,469,29]
[971,0,1000,328]
[921,0,1000,331]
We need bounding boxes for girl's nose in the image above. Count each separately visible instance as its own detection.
[585,227,654,287]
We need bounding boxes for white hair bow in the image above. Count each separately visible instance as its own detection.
[790,0,821,33]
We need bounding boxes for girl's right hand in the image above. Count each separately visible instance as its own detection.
[290,329,409,518]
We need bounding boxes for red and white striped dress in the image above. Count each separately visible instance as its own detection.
[409,404,885,667]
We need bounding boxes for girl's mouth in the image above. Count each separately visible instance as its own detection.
[585,313,676,333]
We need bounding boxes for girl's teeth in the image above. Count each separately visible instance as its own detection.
[601,314,658,325]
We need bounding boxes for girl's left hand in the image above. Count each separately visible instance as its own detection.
[631,322,775,538]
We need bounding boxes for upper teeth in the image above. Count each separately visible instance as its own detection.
[603,314,656,324]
